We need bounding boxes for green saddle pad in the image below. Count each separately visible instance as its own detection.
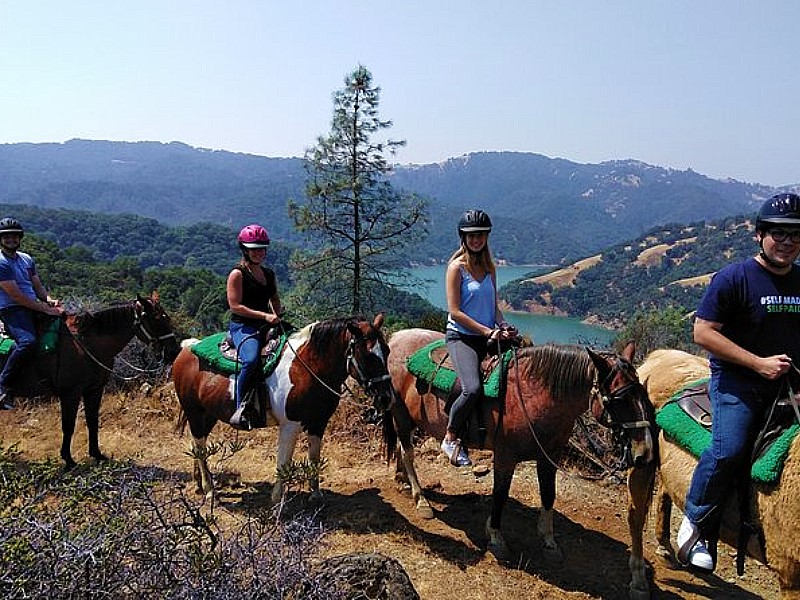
[406,339,512,399]
[0,319,60,356]
[656,378,799,484]
[190,329,294,376]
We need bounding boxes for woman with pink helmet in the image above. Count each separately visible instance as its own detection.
[227,224,283,430]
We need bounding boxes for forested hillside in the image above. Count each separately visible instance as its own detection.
[501,214,755,324]
[1,140,787,265]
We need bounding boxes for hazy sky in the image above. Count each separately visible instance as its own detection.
[2,1,799,186]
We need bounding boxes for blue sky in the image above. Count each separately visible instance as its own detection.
[2,1,799,186]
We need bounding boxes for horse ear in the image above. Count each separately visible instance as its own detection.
[373,312,385,329]
[621,340,636,363]
[346,320,363,338]
[586,347,608,375]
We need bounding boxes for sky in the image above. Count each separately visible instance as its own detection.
[2,1,799,187]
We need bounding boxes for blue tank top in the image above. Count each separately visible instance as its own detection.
[446,266,497,335]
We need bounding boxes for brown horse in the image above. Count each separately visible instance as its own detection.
[630,349,800,599]
[0,292,179,469]
[173,314,394,504]
[385,328,655,565]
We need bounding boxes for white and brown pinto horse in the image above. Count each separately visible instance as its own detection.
[631,349,800,599]
[385,328,655,566]
[173,314,393,504]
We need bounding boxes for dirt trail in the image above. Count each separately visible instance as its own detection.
[0,390,782,599]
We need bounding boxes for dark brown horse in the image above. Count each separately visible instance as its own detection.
[385,328,655,566]
[173,314,394,504]
[0,292,179,469]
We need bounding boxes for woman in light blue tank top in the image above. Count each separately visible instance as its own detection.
[441,210,517,466]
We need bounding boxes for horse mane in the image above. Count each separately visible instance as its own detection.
[71,303,136,336]
[306,317,360,354]
[516,343,595,399]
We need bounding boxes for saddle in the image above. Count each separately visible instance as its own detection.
[656,379,800,484]
[189,325,294,377]
[0,314,61,356]
[406,338,521,448]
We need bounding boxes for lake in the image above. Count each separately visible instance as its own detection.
[403,265,616,346]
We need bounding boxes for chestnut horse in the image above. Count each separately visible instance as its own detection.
[0,292,179,469]
[385,328,655,565]
[630,349,800,599]
[173,314,394,504]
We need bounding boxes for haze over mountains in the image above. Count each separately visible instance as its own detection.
[0,139,794,265]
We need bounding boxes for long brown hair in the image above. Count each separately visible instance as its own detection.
[448,237,496,280]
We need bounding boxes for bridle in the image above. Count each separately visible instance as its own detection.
[595,356,652,433]
[345,333,394,406]
[132,301,177,358]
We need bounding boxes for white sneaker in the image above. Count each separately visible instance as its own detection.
[677,516,714,571]
[441,438,471,467]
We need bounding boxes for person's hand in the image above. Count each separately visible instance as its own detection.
[755,354,793,380]
[499,321,518,338]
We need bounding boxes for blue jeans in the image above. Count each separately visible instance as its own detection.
[229,320,266,410]
[0,306,38,393]
[445,330,487,436]
[684,374,763,526]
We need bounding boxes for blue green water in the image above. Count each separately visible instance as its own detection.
[403,265,615,346]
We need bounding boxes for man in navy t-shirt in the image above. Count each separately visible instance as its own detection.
[677,194,800,572]
[0,218,64,409]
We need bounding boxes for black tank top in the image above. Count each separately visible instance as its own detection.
[230,265,277,325]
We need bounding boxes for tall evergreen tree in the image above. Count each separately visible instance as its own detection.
[289,65,427,316]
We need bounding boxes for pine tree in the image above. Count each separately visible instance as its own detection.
[289,65,427,316]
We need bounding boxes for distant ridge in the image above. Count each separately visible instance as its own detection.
[0,140,788,265]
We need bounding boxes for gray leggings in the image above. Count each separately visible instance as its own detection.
[445,330,487,436]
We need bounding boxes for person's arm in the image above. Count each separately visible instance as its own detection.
[446,261,493,337]
[694,317,791,381]
[226,269,281,325]
[31,273,61,307]
[0,278,62,315]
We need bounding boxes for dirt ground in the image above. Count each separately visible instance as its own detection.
[0,386,783,600]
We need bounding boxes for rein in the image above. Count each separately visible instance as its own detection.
[64,303,173,381]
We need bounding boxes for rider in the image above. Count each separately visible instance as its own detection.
[443,209,517,466]
[227,224,283,430]
[0,217,64,410]
[677,193,800,571]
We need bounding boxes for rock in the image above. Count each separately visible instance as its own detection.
[314,552,419,600]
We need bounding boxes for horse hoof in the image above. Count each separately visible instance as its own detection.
[92,453,109,463]
[63,458,77,471]
[628,584,650,600]
[416,502,434,520]
[487,540,513,563]
[543,544,564,561]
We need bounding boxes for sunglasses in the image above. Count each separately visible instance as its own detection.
[769,229,800,243]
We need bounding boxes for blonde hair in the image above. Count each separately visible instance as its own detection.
[448,238,496,278]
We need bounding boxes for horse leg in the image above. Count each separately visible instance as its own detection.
[307,433,324,502]
[270,422,302,505]
[190,436,214,496]
[627,463,657,600]
[398,438,434,519]
[59,393,81,470]
[536,459,563,559]
[654,477,676,561]
[84,386,108,463]
[486,465,515,562]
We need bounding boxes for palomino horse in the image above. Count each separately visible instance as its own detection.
[0,292,179,469]
[173,314,394,504]
[631,349,800,599]
[385,328,655,565]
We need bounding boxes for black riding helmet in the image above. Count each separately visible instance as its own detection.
[0,217,24,238]
[756,193,800,231]
[458,209,492,237]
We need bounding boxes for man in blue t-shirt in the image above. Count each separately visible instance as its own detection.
[0,218,64,409]
[677,193,800,572]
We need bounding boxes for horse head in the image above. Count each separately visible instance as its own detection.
[134,291,180,363]
[345,313,394,415]
[587,341,656,468]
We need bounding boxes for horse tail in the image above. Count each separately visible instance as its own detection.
[381,395,399,465]
[175,406,188,436]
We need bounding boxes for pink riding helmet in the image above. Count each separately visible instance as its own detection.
[238,224,270,249]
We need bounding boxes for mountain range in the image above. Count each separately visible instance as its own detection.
[1,139,794,265]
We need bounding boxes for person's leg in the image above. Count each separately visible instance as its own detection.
[0,307,38,409]
[443,333,484,465]
[679,377,758,570]
[229,321,261,428]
